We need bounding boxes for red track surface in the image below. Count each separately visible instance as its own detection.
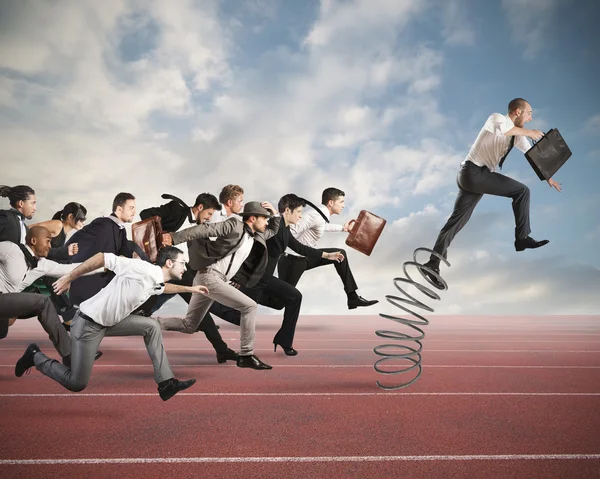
[1,314,599,478]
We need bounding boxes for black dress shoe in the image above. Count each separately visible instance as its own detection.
[236,354,272,370]
[421,260,445,290]
[158,378,196,401]
[216,348,239,364]
[274,343,298,356]
[515,236,549,252]
[347,296,379,310]
[15,343,40,377]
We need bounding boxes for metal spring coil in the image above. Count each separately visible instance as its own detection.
[373,247,450,390]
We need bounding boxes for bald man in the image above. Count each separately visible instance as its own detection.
[0,226,102,365]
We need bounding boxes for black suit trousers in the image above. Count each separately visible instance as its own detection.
[277,248,358,294]
[430,161,531,265]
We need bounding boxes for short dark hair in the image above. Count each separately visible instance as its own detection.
[52,202,87,223]
[278,193,305,214]
[219,185,244,204]
[194,193,221,211]
[508,98,529,114]
[156,246,184,267]
[321,187,345,206]
[112,192,135,213]
[0,185,35,208]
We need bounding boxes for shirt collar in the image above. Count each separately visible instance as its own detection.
[25,244,37,258]
[319,205,331,219]
[505,114,515,128]
[243,223,255,238]
[10,208,25,221]
[107,213,126,229]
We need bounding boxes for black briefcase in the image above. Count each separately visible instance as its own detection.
[524,128,572,181]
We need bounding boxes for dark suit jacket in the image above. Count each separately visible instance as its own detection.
[0,209,26,244]
[140,201,192,233]
[65,216,132,305]
[172,216,281,288]
[261,221,322,279]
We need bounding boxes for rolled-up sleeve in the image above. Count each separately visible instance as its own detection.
[515,135,532,153]
[485,113,514,136]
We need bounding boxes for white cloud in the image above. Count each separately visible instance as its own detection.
[441,0,476,46]
[1,0,598,320]
[583,114,600,134]
[502,0,559,59]
[304,0,424,47]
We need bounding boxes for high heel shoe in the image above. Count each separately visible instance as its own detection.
[274,343,298,356]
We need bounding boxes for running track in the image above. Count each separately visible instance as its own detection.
[1,314,599,478]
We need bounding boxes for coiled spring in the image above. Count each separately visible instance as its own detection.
[373,247,450,390]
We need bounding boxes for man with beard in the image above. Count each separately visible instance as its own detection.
[421,98,562,288]
[159,201,280,370]
[138,193,238,364]
[65,192,137,306]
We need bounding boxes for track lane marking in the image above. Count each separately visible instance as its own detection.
[1,454,600,465]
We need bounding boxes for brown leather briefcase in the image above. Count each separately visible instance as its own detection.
[131,216,164,263]
[345,210,386,256]
[524,128,572,181]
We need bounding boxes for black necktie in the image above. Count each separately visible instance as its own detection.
[299,198,329,223]
[498,135,516,170]
[18,244,38,269]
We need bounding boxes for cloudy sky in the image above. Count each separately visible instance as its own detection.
[1,0,599,317]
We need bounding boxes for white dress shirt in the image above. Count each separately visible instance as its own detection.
[175,208,196,263]
[0,241,90,293]
[80,254,165,327]
[208,231,254,281]
[465,113,531,172]
[18,215,26,244]
[287,205,343,256]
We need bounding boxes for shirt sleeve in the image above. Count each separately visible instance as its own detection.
[20,259,81,289]
[324,223,344,232]
[290,212,314,236]
[515,135,532,153]
[485,113,513,136]
[0,242,11,262]
[103,252,120,271]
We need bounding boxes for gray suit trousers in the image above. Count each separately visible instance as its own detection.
[33,313,173,392]
[159,270,257,356]
[0,292,71,358]
[431,161,531,265]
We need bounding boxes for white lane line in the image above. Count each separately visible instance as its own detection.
[2,348,600,353]
[1,454,600,465]
[0,368,600,369]
[1,392,599,398]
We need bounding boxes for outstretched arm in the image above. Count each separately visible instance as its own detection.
[505,126,544,141]
[164,217,238,245]
[53,252,105,294]
[164,283,209,295]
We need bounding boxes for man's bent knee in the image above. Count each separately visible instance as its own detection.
[69,380,89,393]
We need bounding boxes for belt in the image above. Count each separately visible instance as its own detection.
[78,310,98,324]
[462,160,487,170]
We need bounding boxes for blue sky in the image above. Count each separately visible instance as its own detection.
[1,0,598,316]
